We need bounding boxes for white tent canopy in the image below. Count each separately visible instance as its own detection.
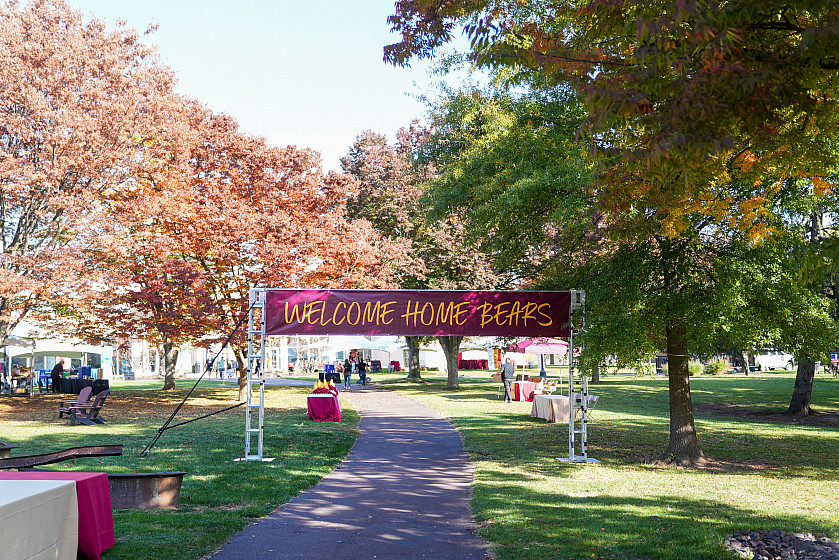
[327,335,402,352]
[1,336,35,350]
[5,340,106,359]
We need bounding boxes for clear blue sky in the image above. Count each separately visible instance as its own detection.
[68,1,436,171]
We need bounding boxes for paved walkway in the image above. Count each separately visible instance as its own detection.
[208,385,489,560]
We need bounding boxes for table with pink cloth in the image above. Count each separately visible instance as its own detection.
[307,393,342,422]
[513,381,542,402]
[457,359,489,370]
[0,471,115,560]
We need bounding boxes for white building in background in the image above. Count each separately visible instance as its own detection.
[1,323,506,392]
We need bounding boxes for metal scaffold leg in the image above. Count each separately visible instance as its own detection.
[239,288,274,462]
[558,290,599,464]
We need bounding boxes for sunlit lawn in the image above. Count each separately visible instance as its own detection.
[376,369,839,560]
[2,369,838,560]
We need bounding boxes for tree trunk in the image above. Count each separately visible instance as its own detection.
[662,321,706,466]
[162,342,179,390]
[235,348,247,402]
[405,336,422,379]
[787,357,816,415]
[785,209,824,411]
[591,362,600,384]
[740,350,750,375]
[437,335,463,389]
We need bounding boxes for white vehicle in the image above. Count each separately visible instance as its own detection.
[754,349,795,372]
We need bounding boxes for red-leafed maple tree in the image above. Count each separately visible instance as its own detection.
[0,0,182,346]
[342,127,499,387]
[86,108,393,392]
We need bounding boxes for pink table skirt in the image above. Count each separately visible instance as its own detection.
[513,381,541,402]
[0,471,115,560]
[307,394,342,422]
[457,359,489,370]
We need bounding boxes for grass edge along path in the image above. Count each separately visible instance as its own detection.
[377,371,839,560]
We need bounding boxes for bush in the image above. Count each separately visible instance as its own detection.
[688,360,704,376]
[660,361,705,376]
[703,359,730,376]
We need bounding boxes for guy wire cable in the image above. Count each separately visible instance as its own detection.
[140,300,259,458]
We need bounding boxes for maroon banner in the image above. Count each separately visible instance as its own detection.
[264,290,571,337]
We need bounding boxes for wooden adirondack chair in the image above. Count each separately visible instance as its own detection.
[58,386,93,420]
[67,389,110,426]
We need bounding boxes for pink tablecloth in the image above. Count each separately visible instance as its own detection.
[513,381,541,402]
[307,393,342,422]
[0,471,114,560]
[457,359,489,370]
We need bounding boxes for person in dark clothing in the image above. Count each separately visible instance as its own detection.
[499,357,516,403]
[357,359,367,386]
[50,358,65,393]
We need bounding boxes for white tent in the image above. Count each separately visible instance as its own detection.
[329,335,402,352]
[4,340,105,359]
[1,336,35,350]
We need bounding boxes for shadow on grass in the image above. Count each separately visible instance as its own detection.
[473,466,834,560]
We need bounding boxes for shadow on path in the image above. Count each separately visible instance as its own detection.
[208,387,489,560]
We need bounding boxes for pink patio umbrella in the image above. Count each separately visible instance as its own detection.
[508,338,568,355]
[508,338,569,377]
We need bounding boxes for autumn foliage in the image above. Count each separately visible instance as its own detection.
[0,0,183,344]
[1,0,392,393]
[386,0,839,237]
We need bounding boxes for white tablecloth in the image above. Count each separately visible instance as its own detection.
[531,394,570,423]
[0,479,78,560]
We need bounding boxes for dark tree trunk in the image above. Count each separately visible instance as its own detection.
[787,357,816,415]
[591,362,600,384]
[405,336,422,379]
[437,335,463,389]
[162,342,179,390]
[662,321,706,466]
[785,210,824,412]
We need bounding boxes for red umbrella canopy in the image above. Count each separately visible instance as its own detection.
[508,338,568,354]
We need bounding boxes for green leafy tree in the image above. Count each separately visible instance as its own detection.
[387,0,839,465]
[414,78,839,465]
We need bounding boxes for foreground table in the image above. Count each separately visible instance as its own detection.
[0,471,115,560]
[513,380,542,402]
[531,394,570,423]
[0,479,78,560]
[307,393,342,422]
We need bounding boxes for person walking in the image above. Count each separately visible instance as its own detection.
[499,357,516,403]
[343,358,353,390]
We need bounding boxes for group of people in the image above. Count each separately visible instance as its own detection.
[318,356,369,389]
[341,357,368,389]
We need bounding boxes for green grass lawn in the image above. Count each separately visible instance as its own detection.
[0,385,358,560]
[375,369,839,560]
[2,370,837,560]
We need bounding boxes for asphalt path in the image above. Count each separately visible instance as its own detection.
[208,383,489,560]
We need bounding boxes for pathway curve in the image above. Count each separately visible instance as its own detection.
[208,386,489,560]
